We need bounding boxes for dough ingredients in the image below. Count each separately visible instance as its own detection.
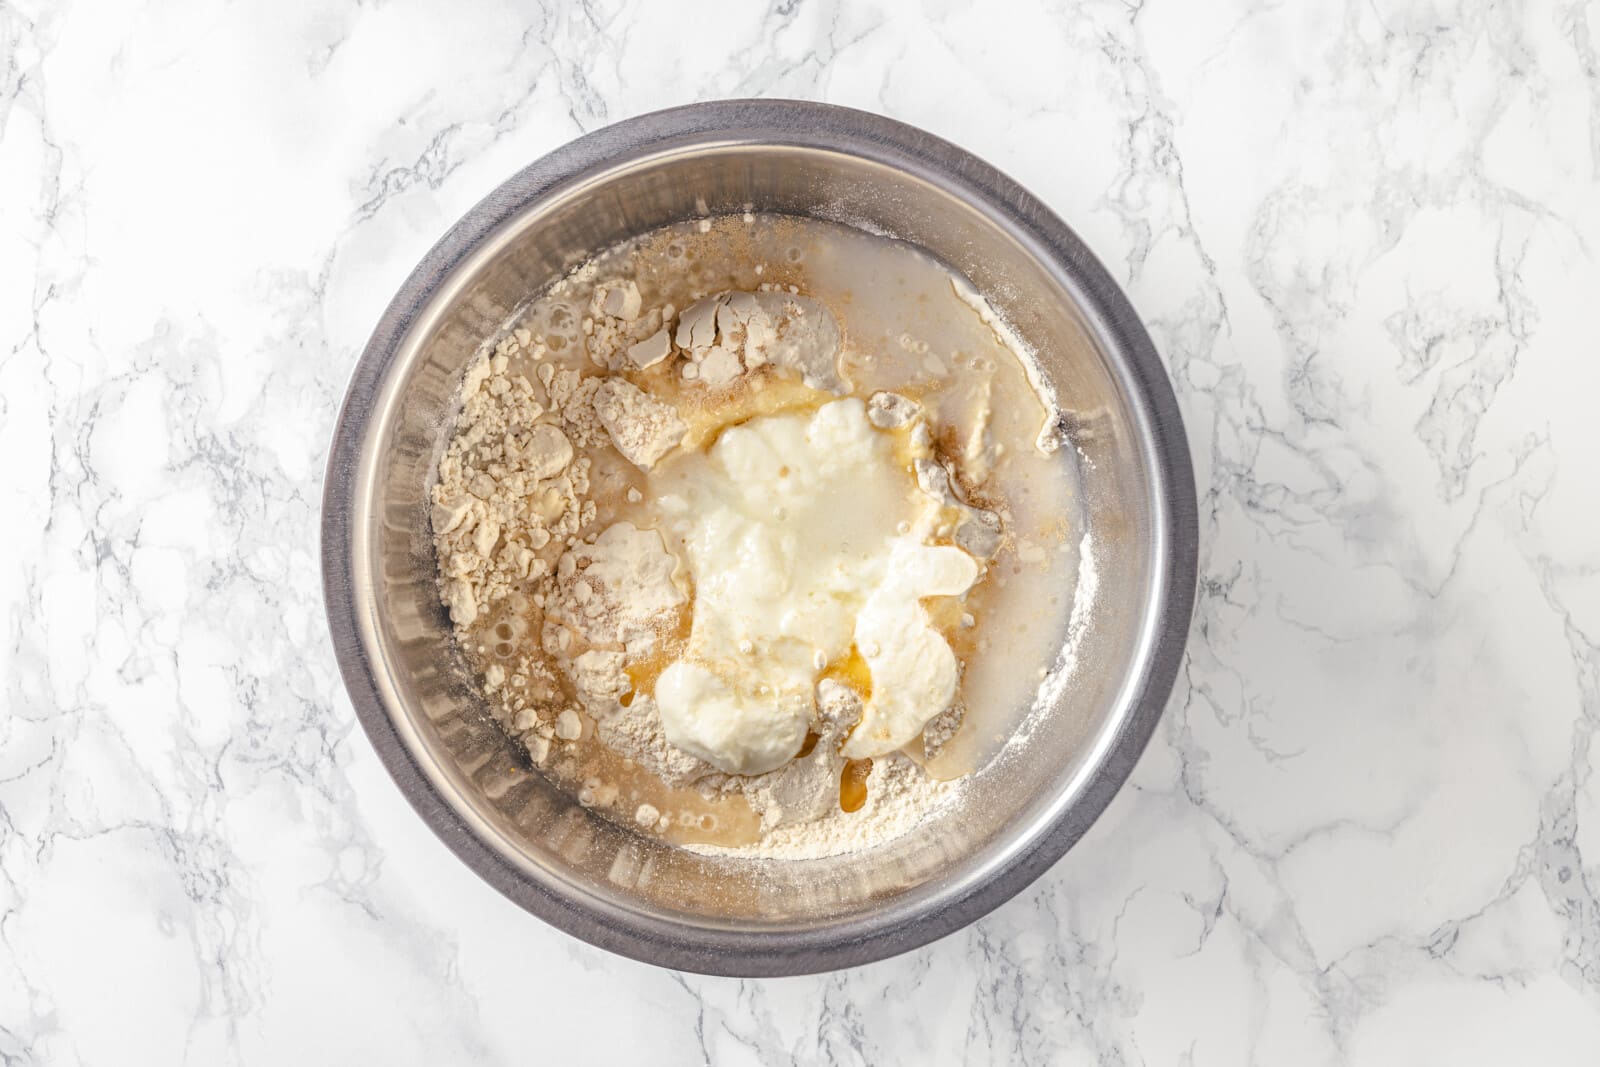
[430,214,1087,858]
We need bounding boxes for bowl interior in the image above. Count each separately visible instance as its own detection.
[344,135,1172,960]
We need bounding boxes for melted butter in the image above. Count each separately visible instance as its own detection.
[820,645,873,700]
[621,609,691,706]
[839,758,872,813]
[921,594,967,637]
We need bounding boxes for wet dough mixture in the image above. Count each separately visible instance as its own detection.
[430,214,1079,858]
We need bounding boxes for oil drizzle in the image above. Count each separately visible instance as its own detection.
[820,644,873,700]
[839,758,873,812]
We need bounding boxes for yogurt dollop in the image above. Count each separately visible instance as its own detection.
[652,398,977,774]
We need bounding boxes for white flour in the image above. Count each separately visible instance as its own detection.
[1006,526,1100,756]
[695,754,958,860]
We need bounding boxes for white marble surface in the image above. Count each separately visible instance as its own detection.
[4,0,1600,1062]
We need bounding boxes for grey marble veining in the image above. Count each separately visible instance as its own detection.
[3,0,1600,1063]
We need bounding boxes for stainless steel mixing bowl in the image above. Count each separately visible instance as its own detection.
[322,100,1197,976]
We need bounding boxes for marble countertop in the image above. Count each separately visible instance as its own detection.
[5,0,1600,1063]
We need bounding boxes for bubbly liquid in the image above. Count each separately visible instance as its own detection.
[454,213,1084,847]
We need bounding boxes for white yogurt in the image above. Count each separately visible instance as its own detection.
[651,398,977,774]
